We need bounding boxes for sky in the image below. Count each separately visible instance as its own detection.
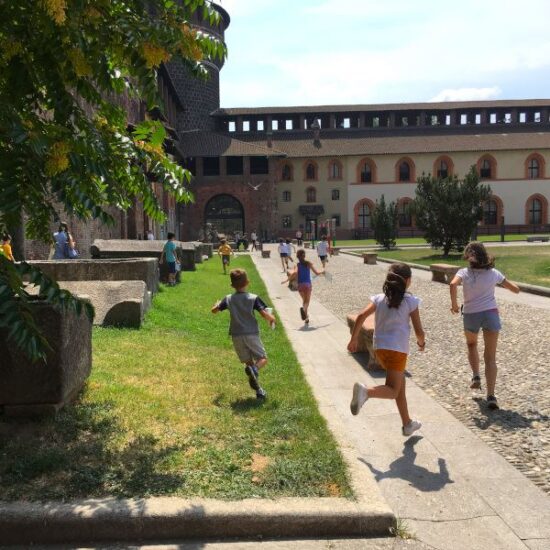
[216,0,550,108]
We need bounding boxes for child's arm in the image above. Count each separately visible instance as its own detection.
[211,302,220,314]
[410,308,426,351]
[449,274,462,314]
[347,303,376,353]
[211,297,226,314]
[260,309,275,324]
[311,264,324,276]
[501,279,520,294]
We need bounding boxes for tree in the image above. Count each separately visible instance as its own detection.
[372,195,398,250]
[0,0,225,360]
[414,166,491,256]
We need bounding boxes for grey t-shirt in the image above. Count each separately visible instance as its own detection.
[218,292,267,336]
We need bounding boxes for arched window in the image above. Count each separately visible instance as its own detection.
[281,163,293,181]
[399,162,410,182]
[434,156,453,179]
[529,198,543,224]
[328,160,342,180]
[478,155,497,179]
[358,203,371,229]
[484,199,498,225]
[306,187,316,203]
[525,153,545,179]
[396,158,414,182]
[398,200,413,227]
[305,162,317,181]
[357,158,376,183]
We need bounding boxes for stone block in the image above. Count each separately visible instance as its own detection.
[90,239,196,277]
[526,235,549,242]
[363,253,378,265]
[57,281,150,328]
[0,301,92,416]
[430,263,460,284]
[331,247,340,256]
[346,312,379,369]
[262,250,271,258]
[28,258,159,295]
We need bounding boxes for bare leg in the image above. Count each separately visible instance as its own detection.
[367,368,404,400]
[255,357,268,370]
[465,330,480,380]
[482,330,499,396]
[301,287,312,316]
[395,374,411,426]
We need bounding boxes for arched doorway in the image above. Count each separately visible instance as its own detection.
[205,194,244,236]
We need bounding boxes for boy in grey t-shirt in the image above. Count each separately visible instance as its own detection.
[212,269,276,399]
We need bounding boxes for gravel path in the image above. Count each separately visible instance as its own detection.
[310,252,550,494]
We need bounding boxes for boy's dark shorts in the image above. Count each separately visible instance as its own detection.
[280,253,288,258]
[168,261,176,274]
[232,335,267,363]
[222,255,230,265]
[319,255,327,262]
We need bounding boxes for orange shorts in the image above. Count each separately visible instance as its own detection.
[375,349,408,372]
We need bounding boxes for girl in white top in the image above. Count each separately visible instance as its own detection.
[348,263,426,436]
[450,242,519,410]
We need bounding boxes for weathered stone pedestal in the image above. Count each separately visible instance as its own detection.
[0,302,92,416]
[346,312,379,369]
[363,253,378,265]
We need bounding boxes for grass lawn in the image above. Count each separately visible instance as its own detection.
[0,256,352,501]
[371,245,550,288]
[335,234,528,248]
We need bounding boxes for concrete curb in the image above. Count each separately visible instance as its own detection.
[341,251,550,298]
[0,496,394,545]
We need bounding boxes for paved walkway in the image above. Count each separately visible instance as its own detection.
[247,247,550,550]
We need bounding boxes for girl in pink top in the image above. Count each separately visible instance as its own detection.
[450,242,520,410]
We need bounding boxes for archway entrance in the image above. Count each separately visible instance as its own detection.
[205,194,244,236]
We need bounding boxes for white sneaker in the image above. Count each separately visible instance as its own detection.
[350,383,368,415]
[402,420,422,436]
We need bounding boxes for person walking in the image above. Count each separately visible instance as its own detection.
[316,235,331,268]
[292,249,323,325]
[160,232,179,286]
[212,268,276,399]
[146,229,155,240]
[348,263,426,436]
[250,230,258,251]
[296,229,303,246]
[277,238,289,272]
[449,242,520,410]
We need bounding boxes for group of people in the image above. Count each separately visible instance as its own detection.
[213,240,520,438]
[53,223,79,259]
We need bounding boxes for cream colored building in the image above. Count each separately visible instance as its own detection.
[197,99,550,239]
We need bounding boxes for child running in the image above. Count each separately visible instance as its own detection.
[293,249,323,324]
[212,269,276,399]
[316,235,331,268]
[348,263,426,436]
[218,238,233,275]
[449,242,520,410]
[278,238,289,272]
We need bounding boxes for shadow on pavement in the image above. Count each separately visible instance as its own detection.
[360,436,454,492]
[472,396,550,430]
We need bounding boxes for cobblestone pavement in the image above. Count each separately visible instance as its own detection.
[311,253,550,494]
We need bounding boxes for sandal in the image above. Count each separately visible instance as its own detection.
[470,375,481,390]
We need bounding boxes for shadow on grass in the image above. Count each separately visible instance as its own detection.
[230,397,267,413]
[360,436,454,492]
[0,399,187,501]
[472,397,550,430]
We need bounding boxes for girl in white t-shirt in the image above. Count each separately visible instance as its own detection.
[450,242,519,410]
[348,263,426,436]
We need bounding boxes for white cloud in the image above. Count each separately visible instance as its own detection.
[430,87,502,102]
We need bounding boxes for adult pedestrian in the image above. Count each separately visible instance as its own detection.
[147,229,155,240]
[250,230,258,251]
[53,222,78,259]
[296,229,303,246]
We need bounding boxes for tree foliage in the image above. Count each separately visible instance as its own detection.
[0,0,225,360]
[372,195,398,250]
[414,166,492,256]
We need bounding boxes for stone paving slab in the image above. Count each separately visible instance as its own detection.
[252,247,550,550]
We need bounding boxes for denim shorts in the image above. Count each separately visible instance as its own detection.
[167,261,176,274]
[463,309,501,333]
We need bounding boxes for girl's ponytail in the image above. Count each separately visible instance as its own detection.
[383,263,412,308]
